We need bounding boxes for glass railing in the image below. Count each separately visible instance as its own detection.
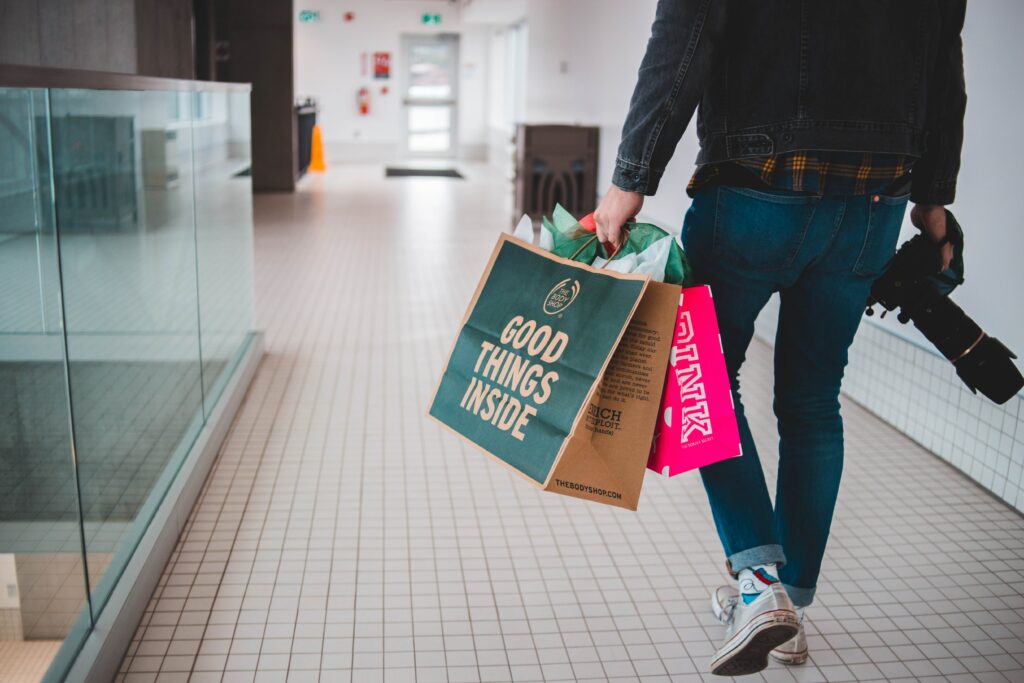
[0,70,253,682]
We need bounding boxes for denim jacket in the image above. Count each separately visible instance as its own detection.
[612,0,967,205]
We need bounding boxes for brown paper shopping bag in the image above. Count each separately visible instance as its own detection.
[428,234,678,509]
[547,279,679,508]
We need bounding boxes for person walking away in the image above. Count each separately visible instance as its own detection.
[594,0,966,675]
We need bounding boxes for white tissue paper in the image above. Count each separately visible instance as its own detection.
[513,214,534,242]
[538,225,554,251]
[593,252,639,274]
[592,235,674,283]
[513,214,555,251]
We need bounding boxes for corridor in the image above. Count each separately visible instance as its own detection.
[115,166,1024,683]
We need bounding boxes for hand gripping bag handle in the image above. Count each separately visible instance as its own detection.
[570,227,630,261]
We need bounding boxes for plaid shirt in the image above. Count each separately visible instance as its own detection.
[687,151,913,197]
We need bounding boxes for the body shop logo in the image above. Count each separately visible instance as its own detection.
[543,278,581,315]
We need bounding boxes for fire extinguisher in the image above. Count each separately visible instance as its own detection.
[357,87,370,116]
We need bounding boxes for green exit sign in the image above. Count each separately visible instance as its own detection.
[298,10,320,23]
[422,13,441,25]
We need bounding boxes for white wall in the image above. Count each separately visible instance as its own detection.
[514,0,698,228]
[899,1,1024,355]
[293,0,489,162]
[461,0,527,25]
[458,26,489,157]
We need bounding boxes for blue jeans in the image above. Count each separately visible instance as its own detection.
[681,185,908,607]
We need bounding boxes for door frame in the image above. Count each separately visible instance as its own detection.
[399,32,461,159]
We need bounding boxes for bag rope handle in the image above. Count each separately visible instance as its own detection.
[570,228,629,261]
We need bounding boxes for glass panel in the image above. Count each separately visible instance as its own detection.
[407,106,452,153]
[46,88,205,618]
[193,90,254,411]
[0,80,253,682]
[407,42,455,99]
[0,87,91,681]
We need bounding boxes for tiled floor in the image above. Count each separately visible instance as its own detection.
[115,165,1024,682]
[11,552,112,640]
[0,640,63,683]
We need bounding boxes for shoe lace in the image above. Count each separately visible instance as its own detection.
[722,595,738,624]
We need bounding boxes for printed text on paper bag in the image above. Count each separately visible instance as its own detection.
[672,311,712,442]
[459,316,565,441]
[586,321,660,435]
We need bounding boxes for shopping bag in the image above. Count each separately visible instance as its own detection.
[511,204,739,478]
[428,233,678,509]
[648,285,742,476]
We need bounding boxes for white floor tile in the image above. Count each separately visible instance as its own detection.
[116,164,1024,682]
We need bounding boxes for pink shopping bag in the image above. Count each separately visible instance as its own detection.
[648,285,741,476]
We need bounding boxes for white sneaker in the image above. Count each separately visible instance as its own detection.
[712,585,808,666]
[709,583,800,676]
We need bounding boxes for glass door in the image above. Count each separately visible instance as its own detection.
[401,34,460,157]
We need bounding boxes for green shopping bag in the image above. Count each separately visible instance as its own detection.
[428,233,678,509]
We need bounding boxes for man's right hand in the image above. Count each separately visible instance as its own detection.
[910,204,954,271]
[595,185,645,247]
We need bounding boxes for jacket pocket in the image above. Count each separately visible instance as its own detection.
[712,186,816,272]
[852,193,910,277]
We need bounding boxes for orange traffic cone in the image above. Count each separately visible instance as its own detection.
[309,124,327,172]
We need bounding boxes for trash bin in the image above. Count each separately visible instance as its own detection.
[514,124,599,222]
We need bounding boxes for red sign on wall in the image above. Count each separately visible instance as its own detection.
[373,52,391,80]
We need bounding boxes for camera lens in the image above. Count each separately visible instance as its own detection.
[954,336,1024,404]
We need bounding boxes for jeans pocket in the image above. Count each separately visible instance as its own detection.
[712,186,817,271]
[852,193,910,277]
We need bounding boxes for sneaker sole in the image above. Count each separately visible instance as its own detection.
[710,610,800,677]
[770,646,809,665]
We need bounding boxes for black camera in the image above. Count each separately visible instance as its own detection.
[866,210,1023,404]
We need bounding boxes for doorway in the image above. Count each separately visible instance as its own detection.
[401,33,460,158]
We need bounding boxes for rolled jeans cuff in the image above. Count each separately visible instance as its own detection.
[783,583,816,608]
[727,544,786,576]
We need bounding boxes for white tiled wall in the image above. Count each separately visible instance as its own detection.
[754,296,1024,513]
[0,607,23,640]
